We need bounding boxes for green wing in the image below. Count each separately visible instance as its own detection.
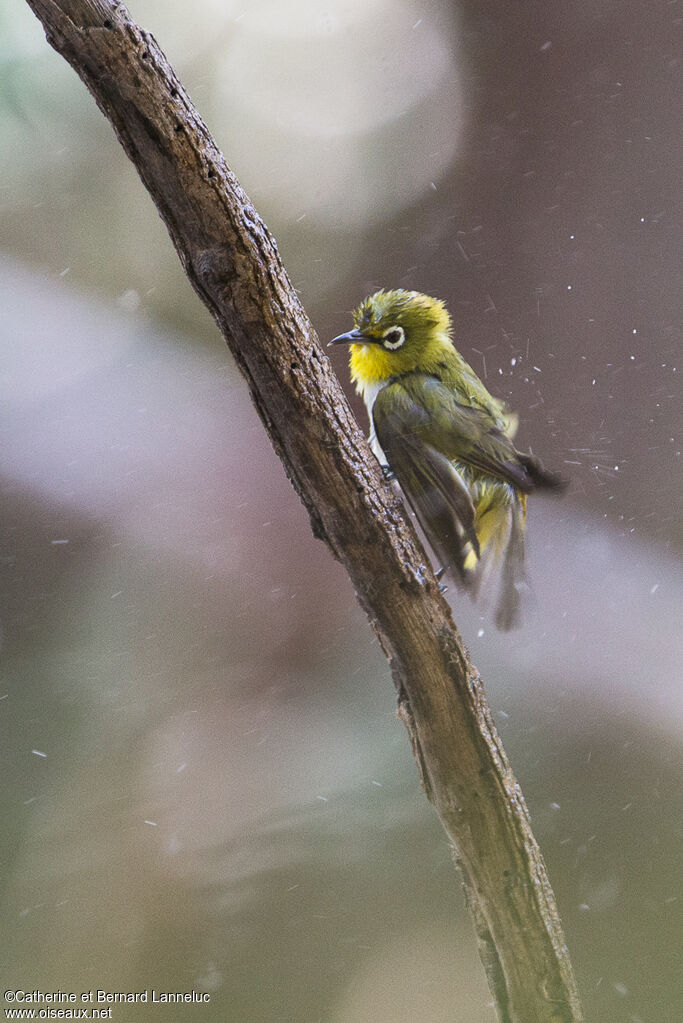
[374,374,564,493]
[376,380,527,499]
[370,379,482,583]
[372,372,564,616]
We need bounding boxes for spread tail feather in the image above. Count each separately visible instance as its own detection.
[495,499,527,631]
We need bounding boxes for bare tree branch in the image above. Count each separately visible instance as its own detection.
[24,2,585,1019]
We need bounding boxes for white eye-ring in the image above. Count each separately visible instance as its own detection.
[382,326,405,350]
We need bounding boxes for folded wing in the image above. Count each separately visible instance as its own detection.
[372,374,564,593]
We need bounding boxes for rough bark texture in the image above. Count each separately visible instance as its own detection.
[24,2,585,1020]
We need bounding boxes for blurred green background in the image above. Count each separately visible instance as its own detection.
[1,1,681,1021]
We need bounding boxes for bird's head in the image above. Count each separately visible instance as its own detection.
[329,289,453,385]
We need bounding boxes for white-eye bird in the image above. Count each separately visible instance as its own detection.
[329,289,566,629]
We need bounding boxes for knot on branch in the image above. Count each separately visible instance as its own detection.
[61,0,126,31]
[192,245,239,297]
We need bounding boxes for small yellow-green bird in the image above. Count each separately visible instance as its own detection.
[329,289,566,629]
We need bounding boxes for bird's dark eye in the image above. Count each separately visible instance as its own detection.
[382,326,405,350]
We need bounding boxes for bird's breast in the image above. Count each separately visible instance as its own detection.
[358,378,389,467]
[357,377,385,417]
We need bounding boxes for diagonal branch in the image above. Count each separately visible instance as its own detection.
[24,2,584,1019]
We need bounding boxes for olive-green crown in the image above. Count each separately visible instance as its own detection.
[353,289,452,340]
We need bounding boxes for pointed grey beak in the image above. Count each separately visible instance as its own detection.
[327,328,369,347]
